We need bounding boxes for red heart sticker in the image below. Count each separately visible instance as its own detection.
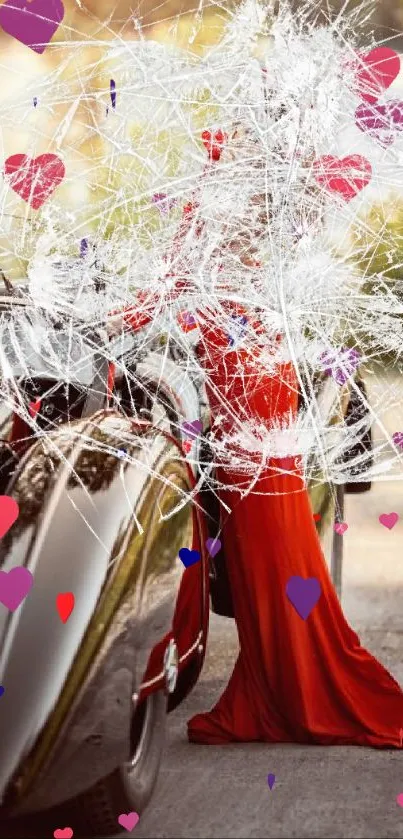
[354,47,400,104]
[201,129,227,162]
[313,155,372,202]
[0,496,19,539]
[56,592,75,623]
[4,153,65,209]
[29,399,41,418]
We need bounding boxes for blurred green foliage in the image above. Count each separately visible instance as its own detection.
[353,200,403,290]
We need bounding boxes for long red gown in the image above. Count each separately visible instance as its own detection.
[188,315,403,747]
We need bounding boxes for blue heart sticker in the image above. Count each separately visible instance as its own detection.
[0,686,4,698]
[178,548,201,568]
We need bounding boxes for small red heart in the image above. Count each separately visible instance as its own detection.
[313,155,372,202]
[56,592,75,623]
[4,153,65,210]
[313,513,321,522]
[183,441,192,454]
[201,129,227,162]
[0,496,19,539]
[354,47,400,104]
[29,399,41,418]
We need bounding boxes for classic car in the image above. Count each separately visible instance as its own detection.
[0,283,372,837]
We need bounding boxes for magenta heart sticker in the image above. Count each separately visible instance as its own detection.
[0,0,65,55]
[334,522,348,535]
[118,812,140,832]
[182,420,203,439]
[379,512,399,530]
[0,566,33,611]
[392,432,403,449]
[286,576,321,620]
[355,100,403,147]
[0,496,19,539]
[206,537,222,557]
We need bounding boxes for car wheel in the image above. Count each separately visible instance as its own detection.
[56,690,166,837]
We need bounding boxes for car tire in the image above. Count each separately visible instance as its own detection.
[51,691,166,837]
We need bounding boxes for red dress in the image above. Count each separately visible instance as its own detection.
[188,316,403,747]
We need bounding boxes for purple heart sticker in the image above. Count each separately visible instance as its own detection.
[267,773,276,790]
[206,537,222,558]
[392,432,403,449]
[182,312,196,327]
[0,0,65,55]
[178,548,201,568]
[0,566,34,612]
[320,347,360,385]
[152,193,176,214]
[286,576,321,620]
[356,100,403,147]
[182,420,203,439]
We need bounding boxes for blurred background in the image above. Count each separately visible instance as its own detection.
[0,0,403,281]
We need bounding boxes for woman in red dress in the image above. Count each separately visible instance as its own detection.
[122,123,403,748]
[184,123,403,746]
[186,310,403,748]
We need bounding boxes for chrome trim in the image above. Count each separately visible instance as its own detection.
[139,631,203,691]
[163,639,179,695]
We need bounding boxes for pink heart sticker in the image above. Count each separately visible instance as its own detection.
[4,154,65,209]
[53,829,73,839]
[379,512,399,530]
[118,812,140,832]
[334,522,348,535]
[396,793,403,808]
[0,496,19,539]
[0,0,64,55]
[313,155,372,202]
[354,47,401,104]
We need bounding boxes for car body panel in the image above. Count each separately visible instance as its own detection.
[0,412,208,816]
